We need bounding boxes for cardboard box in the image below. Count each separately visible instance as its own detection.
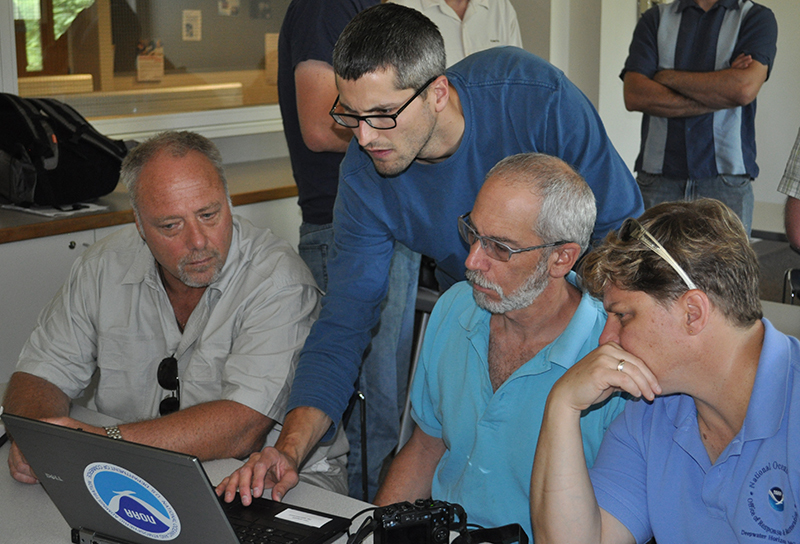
[265,33,279,85]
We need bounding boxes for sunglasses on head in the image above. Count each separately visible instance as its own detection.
[618,217,697,290]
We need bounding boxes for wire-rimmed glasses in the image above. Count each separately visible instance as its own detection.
[458,212,570,262]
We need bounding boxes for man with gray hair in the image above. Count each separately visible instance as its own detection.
[3,131,347,494]
[371,153,627,538]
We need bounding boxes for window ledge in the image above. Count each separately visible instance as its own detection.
[91,104,283,141]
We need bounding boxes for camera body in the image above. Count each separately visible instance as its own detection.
[373,499,466,544]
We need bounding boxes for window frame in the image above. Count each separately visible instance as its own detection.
[0,0,283,142]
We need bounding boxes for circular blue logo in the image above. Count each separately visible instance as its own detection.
[84,463,181,540]
[769,487,785,512]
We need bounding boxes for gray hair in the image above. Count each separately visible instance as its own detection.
[120,131,229,219]
[485,153,596,255]
[332,3,446,91]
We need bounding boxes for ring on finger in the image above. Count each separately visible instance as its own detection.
[617,360,626,372]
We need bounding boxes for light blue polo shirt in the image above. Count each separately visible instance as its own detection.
[590,319,800,544]
[411,274,626,538]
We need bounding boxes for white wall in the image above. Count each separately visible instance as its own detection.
[510,0,551,59]
[753,0,800,206]
[598,0,641,171]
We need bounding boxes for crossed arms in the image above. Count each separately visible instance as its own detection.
[623,53,768,118]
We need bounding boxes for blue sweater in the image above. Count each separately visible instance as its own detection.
[289,46,643,429]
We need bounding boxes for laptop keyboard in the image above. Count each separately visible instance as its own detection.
[231,522,303,544]
[220,497,308,544]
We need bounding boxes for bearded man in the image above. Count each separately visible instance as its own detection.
[371,153,627,539]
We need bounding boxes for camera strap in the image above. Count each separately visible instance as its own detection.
[451,523,529,544]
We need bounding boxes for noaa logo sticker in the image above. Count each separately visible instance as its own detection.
[84,463,181,540]
[770,487,786,512]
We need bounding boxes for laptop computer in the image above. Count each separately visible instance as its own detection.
[1,413,351,544]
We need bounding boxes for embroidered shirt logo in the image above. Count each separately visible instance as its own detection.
[743,461,797,540]
[771,487,786,512]
[84,462,181,540]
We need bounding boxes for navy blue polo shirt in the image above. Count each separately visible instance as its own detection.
[278,0,378,225]
[621,0,777,179]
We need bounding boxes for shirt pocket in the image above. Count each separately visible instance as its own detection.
[94,331,164,419]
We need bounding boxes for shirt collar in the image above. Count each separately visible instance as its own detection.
[740,318,792,441]
[459,271,603,372]
[669,318,790,464]
[420,0,490,14]
[677,0,741,12]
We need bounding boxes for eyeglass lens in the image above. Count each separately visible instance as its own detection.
[458,215,510,262]
[157,356,180,416]
[330,76,437,130]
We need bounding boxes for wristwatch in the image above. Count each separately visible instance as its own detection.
[104,425,123,440]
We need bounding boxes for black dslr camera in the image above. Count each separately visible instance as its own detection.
[373,499,467,544]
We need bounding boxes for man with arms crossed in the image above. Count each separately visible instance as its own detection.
[218,3,642,504]
[531,199,800,543]
[622,0,777,233]
[4,131,346,493]
[373,153,626,538]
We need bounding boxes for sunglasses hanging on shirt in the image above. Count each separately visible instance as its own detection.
[157,355,180,416]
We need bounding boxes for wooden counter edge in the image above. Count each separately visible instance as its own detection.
[0,185,298,245]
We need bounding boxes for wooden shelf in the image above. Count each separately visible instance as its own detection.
[0,156,296,245]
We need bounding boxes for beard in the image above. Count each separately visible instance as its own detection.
[177,249,224,288]
[465,255,550,314]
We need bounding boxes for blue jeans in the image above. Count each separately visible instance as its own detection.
[636,172,754,235]
[298,222,420,501]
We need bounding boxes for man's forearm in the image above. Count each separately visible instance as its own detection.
[3,372,70,419]
[784,197,800,250]
[295,60,352,153]
[273,406,333,470]
[373,426,446,506]
[117,400,273,461]
[531,397,603,544]
[654,61,767,111]
[623,72,713,118]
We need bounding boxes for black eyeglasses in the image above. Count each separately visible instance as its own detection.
[618,217,697,290]
[329,76,438,130]
[458,212,570,262]
[157,355,180,416]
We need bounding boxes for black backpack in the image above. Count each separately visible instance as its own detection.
[0,93,130,207]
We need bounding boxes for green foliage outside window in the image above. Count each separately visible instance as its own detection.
[15,0,96,73]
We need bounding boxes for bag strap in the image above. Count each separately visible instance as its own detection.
[0,93,59,170]
[451,524,529,544]
[30,98,128,160]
